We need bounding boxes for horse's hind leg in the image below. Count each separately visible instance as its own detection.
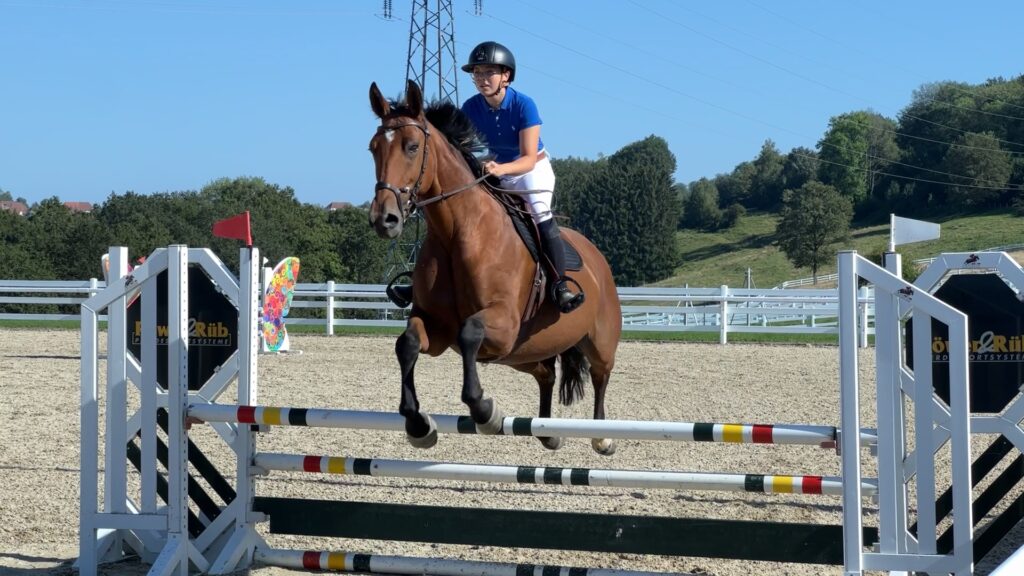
[578,336,617,456]
[397,316,437,448]
[512,358,563,450]
[588,368,615,455]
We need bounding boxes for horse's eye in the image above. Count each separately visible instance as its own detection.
[406,142,420,154]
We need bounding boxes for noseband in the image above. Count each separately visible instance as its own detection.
[374,120,430,220]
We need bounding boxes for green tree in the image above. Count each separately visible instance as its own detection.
[576,135,680,285]
[895,81,986,208]
[818,111,898,208]
[716,161,755,208]
[551,156,596,225]
[285,203,341,284]
[0,210,50,280]
[775,182,853,282]
[328,206,389,283]
[672,182,688,228]
[941,131,1012,208]
[95,191,180,261]
[23,197,111,280]
[0,189,11,201]
[781,146,819,192]
[749,139,785,209]
[682,178,721,230]
[720,203,746,229]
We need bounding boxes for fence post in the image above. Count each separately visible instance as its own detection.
[719,285,728,345]
[326,280,335,336]
[88,277,98,298]
[858,285,869,348]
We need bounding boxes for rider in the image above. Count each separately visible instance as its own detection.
[390,41,584,313]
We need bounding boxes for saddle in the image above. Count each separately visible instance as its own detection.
[489,185,583,322]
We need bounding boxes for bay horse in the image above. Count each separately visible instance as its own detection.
[367,80,622,455]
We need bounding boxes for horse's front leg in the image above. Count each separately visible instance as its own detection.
[457,310,516,434]
[397,316,438,448]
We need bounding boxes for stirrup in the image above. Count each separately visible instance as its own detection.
[553,277,585,313]
[386,272,414,309]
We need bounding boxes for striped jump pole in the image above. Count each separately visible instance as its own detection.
[189,403,878,447]
[254,452,879,497]
[256,547,698,576]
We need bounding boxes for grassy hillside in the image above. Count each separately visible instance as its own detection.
[659,210,1024,288]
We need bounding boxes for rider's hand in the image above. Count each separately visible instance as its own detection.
[484,161,506,177]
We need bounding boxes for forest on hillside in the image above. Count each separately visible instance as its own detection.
[673,76,1024,231]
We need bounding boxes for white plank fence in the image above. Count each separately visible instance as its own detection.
[0,278,873,345]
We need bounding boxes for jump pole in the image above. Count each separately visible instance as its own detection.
[189,403,878,447]
[257,547,698,576]
[254,452,879,496]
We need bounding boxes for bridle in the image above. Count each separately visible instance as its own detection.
[374,117,491,220]
[374,119,431,220]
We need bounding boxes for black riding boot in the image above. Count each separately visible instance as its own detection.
[538,219,584,313]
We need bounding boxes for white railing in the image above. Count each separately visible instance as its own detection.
[777,272,839,288]
[0,278,874,345]
[0,279,103,321]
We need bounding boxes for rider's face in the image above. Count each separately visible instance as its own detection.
[471,66,507,93]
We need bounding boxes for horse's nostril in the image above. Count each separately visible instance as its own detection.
[384,212,400,228]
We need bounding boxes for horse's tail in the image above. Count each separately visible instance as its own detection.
[558,346,590,406]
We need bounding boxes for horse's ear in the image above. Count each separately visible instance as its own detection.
[369,82,390,118]
[406,79,424,118]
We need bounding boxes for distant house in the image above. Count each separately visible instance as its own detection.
[63,201,93,213]
[0,200,28,216]
[325,201,353,211]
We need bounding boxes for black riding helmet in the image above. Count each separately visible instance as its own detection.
[462,41,516,82]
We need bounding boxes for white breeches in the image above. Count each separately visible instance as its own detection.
[499,152,556,223]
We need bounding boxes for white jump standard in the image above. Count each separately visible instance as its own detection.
[81,244,998,576]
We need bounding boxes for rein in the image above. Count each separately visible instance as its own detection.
[376,116,552,217]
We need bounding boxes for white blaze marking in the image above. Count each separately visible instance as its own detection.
[384,129,395,143]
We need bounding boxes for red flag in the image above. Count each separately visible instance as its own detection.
[212,211,252,246]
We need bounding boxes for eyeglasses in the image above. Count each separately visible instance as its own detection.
[470,69,503,79]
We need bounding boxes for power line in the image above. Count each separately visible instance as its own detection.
[508,0,1024,160]
[742,0,1024,117]
[508,0,782,105]
[679,1,1024,124]
[481,11,1022,190]
[798,151,1017,192]
[628,0,1024,152]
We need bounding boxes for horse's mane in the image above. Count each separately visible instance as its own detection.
[389,98,490,178]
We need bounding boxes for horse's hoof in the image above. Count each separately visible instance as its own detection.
[539,436,564,451]
[592,438,616,456]
[475,401,504,435]
[407,413,438,449]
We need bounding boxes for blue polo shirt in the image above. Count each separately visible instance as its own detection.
[461,86,544,163]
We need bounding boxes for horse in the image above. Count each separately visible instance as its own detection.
[367,79,622,455]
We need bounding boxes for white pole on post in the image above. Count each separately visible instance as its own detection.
[326,279,335,336]
[719,285,728,345]
[140,254,159,514]
[104,248,129,529]
[79,303,100,576]
[837,251,865,575]
[857,286,869,349]
[151,245,190,576]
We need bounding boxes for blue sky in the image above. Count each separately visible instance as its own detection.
[2,0,1022,208]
